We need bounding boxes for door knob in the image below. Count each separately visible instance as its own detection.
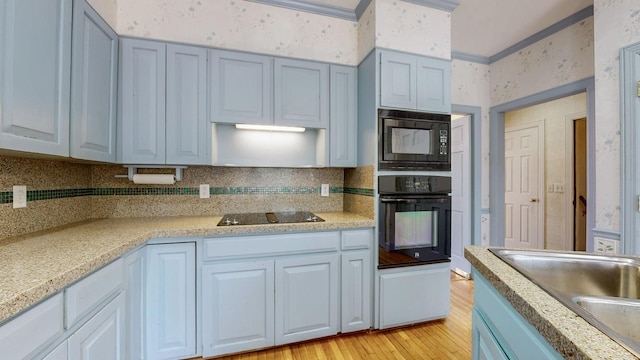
[529,198,538,202]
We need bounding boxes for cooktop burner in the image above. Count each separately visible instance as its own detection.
[217,211,324,226]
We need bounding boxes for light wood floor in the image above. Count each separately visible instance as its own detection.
[199,272,474,360]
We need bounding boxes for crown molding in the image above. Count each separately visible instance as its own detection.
[489,5,593,63]
[401,0,461,12]
[451,52,490,65]
[247,0,358,21]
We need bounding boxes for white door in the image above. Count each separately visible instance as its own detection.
[450,115,471,276]
[504,124,543,249]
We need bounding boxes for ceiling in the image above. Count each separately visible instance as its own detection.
[263,0,594,59]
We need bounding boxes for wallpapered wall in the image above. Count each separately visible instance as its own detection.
[489,17,594,105]
[450,59,491,245]
[593,0,640,232]
[505,92,587,251]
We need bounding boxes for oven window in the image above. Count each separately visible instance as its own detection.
[391,128,432,155]
[394,210,438,248]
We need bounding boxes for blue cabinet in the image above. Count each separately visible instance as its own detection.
[118,38,166,164]
[472,271,563,360]
[329,65,357,167]
[275,254,339,345]
[274,58,329,128]
[146,242,197,360]
[165,44,209,165]
[210,50,272,125]
[202,261,275,357]
[380,49,451,114]
[0,0,72,156]
[119,38,208,165]
[70,0,118,163]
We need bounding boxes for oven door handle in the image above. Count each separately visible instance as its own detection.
[380,198,419,204]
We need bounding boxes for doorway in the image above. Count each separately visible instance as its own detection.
[497,90,591,250]
[573,118,587,251]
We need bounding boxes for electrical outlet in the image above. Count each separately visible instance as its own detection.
[199,184,210,199]
[547,184,554,193]
[321,184,329,197]
[13,185,26,208]
[553,184,565,193]
[595,237,618,254]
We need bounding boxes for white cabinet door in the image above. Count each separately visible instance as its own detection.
[165,44,208,165]
[202,261,275,357]
[124,247,146,360]
[210,49,272,125]
[146,243,196,360]
[42,341,68,360]
[379,262,450,329]
[341,250,371,333]
[0,0,71,156]
[416,56,451,114]
[68,292,125,360]
[274,58,329,128]
[380,51,416,110]
[70,0,118,162]
[329,65,357,167]
[118,38,166,164]
[275,254,339,345]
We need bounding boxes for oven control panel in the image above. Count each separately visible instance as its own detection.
[439,130,448,156]
[378,175,451,195]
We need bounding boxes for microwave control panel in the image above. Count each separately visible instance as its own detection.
[439,130,448,156]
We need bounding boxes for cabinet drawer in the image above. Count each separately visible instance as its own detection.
[204,231,340,261]
[341,229,373,250]
[65,258,124,328]
[0,293,64,359]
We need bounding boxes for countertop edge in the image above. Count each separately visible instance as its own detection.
[464,246,638,360]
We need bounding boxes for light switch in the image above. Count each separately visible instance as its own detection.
[553,184,565,193]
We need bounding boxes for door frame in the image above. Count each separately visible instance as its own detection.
[452,104,482,247]
[504,121,545,249]
[621,42,640,255]
[489,78,595,250]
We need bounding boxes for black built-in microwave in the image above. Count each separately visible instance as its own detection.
[378,109,451,171]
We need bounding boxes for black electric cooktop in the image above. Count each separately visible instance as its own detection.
[217,211,324,226]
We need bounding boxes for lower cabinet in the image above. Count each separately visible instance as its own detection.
[471,308,508,360]
[341,250,371,333]
[275,254,339,345]
[43,341,68,360]
[146,242,197,360]
[202,229,372,357]
[201,260,275,357]
[378,262,450,329]
[68,292,125,360]
[471,271,562,360]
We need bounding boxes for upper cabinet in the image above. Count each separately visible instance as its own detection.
[380,49,451,114]
[0,0,72,157]
[210,52,330,129]
[274,58,329,128]
[210,50,272,125]
[70,0,118,162]
[329,65,357,167]
[119,38,209,165]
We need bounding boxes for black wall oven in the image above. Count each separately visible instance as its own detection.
[378,175,451,267]
[378,109,451,171]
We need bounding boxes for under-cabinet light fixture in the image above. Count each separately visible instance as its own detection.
[235,124,306,132]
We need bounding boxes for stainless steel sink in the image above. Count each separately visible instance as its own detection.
[489,248,640,357]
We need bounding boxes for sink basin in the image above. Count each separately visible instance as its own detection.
[489,248,640,357]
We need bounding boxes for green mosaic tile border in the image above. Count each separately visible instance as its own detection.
[0,186,377,204]
[344,187,375,197]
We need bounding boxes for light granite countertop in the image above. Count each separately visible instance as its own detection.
[0,212,374,324]
[465,245,638,360]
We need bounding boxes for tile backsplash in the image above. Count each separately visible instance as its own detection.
[0,156,375,240]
